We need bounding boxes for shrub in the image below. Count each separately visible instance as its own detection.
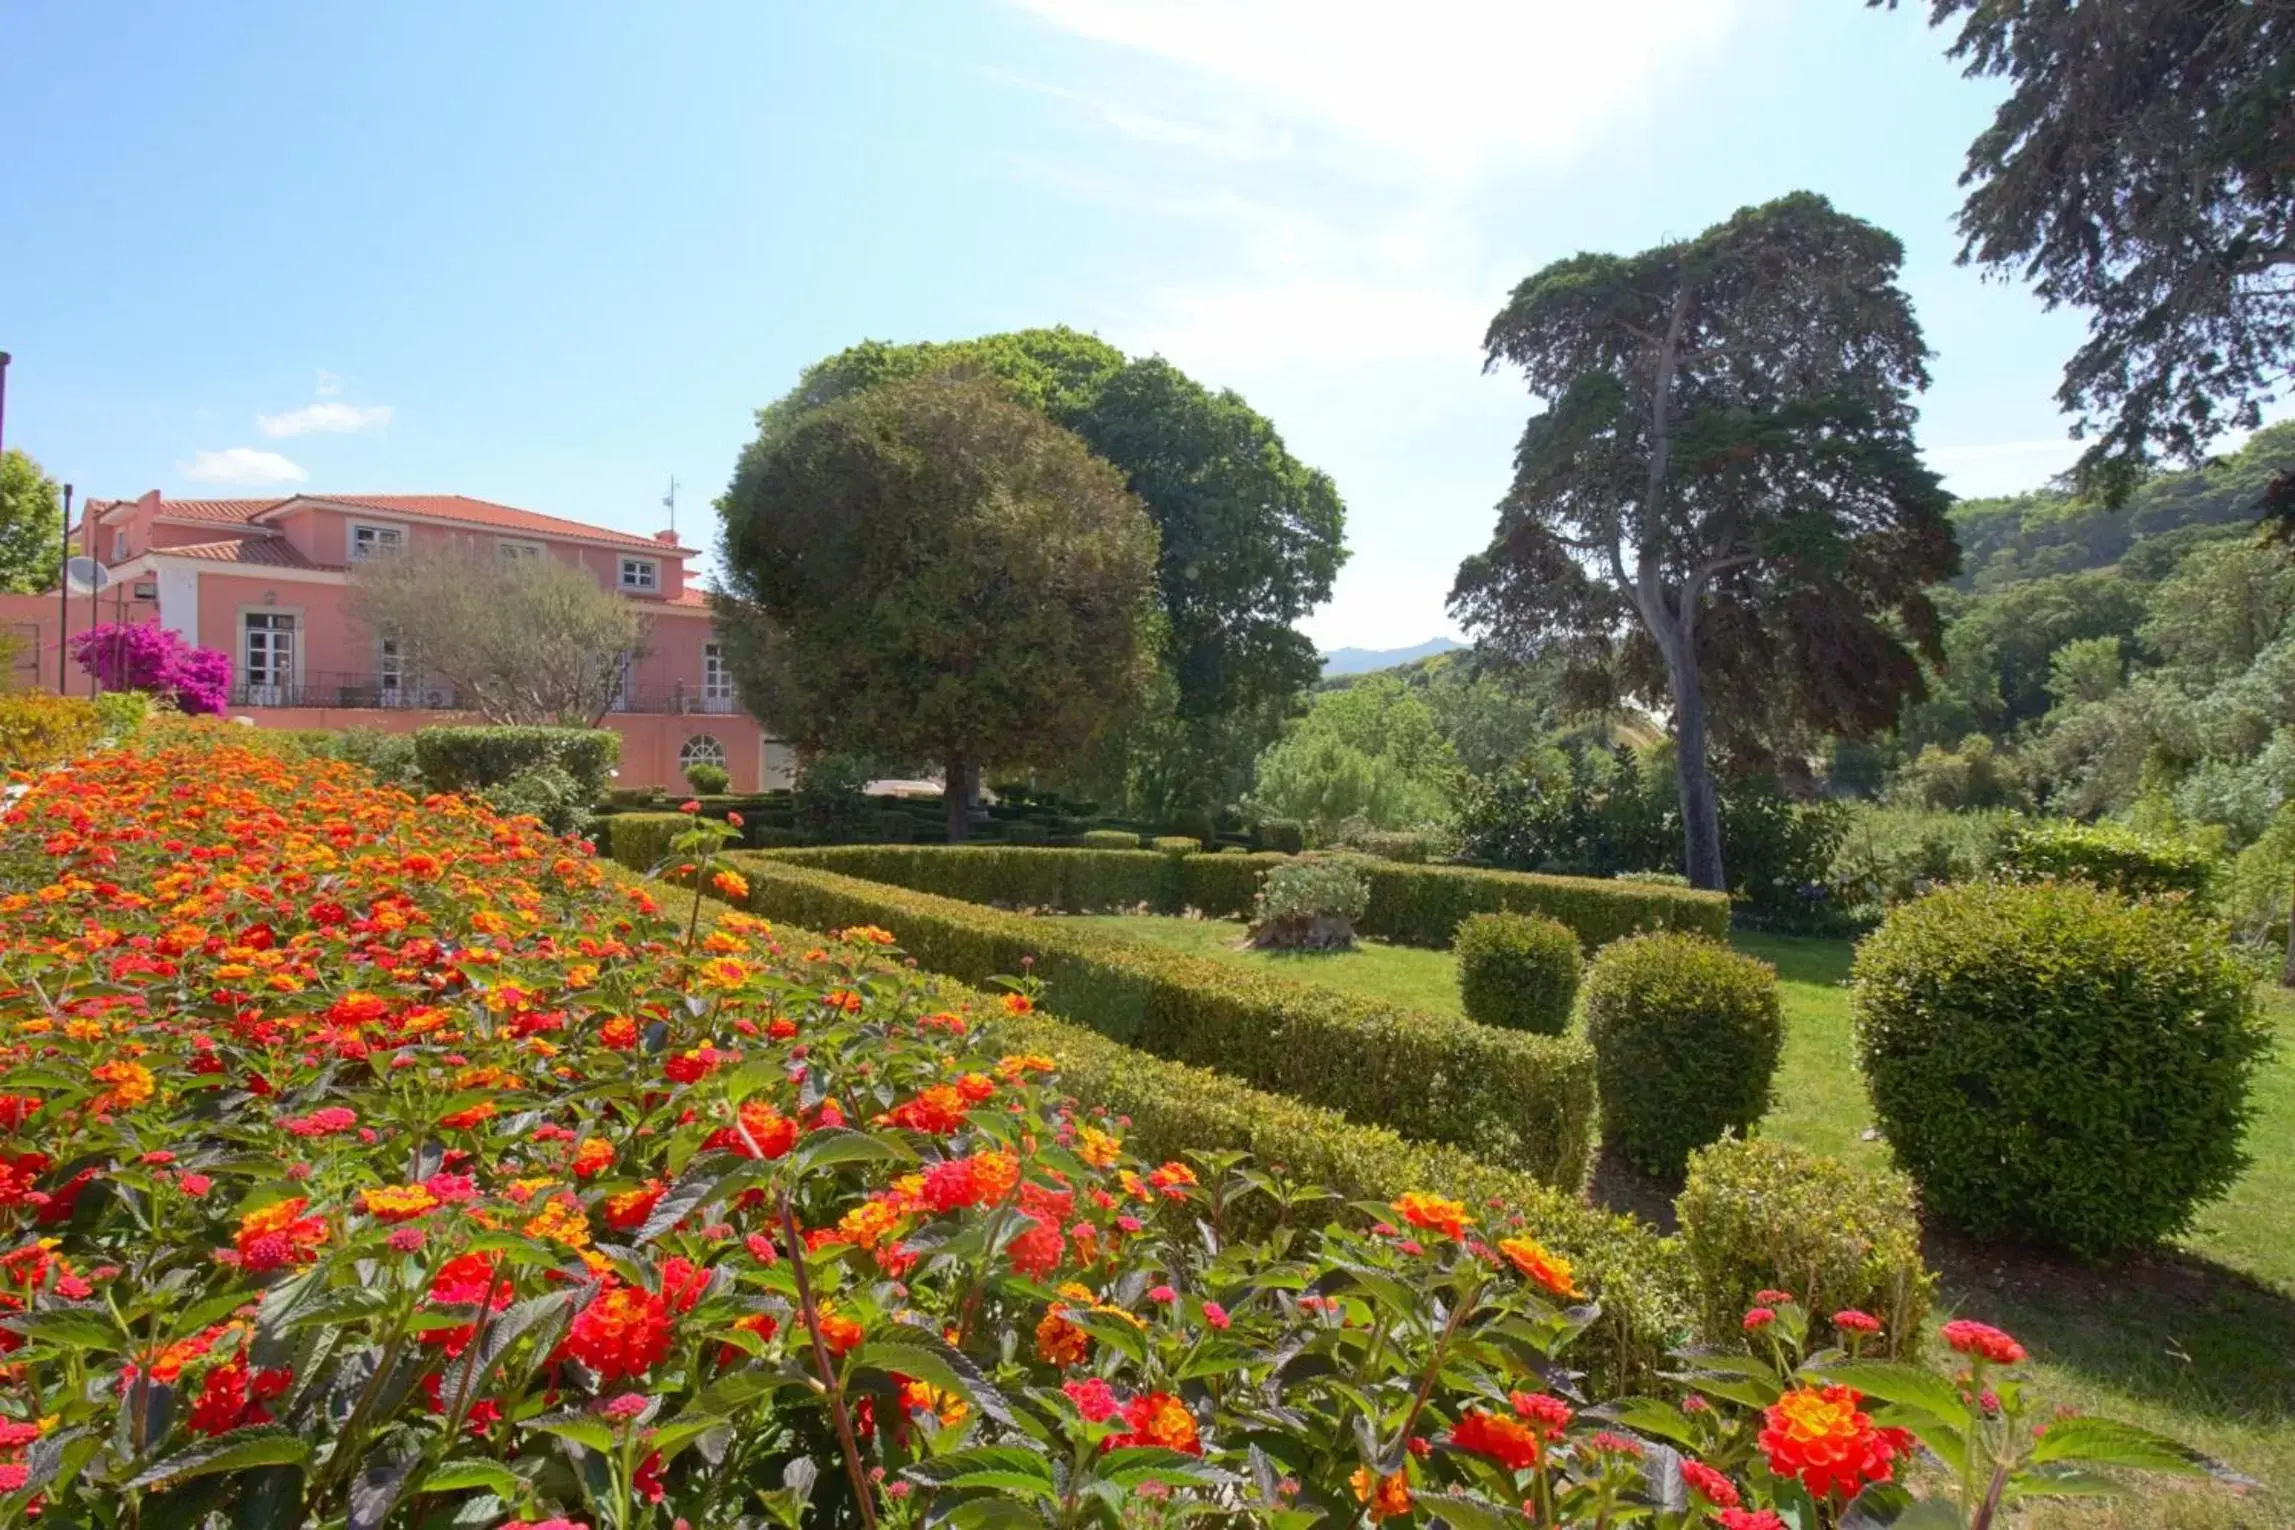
[1995,818,2217,902]
[1353,829,1433,862]
[69,621,230,715]
[412,725,619,797]
[1828,804,2013,920]
[1614,869,1688,887]
[1885,734,2029,812]
[792,751,875,841]
[1581,934,1783,1180]
[1163,807,1217,845]
[1251,817,1305,854]
[1454,911,1581,1035]
[605,811,690,868]
[605,785,663,808]
[90,690,151,742]
[1676,1136,1932,1355]
[0,693,103,769]
[479,764,594,835]
[703,853,1602,1186]
[1852,879,2270,1255]
[1150,834,1200,855]
[874,808,917,844]
[1079,827,1143,849]
[683,759,730,794]
[1003,819,1049,846]
[1248,855,1371,950]
[317,727,420,787]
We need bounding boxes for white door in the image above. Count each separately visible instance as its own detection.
[243,613,297,706]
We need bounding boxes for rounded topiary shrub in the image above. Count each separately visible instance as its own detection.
[1676,1136,1932,1355]
[1581,933,1782,1180]
[1252,818,1306,855]
[1080,828,1143,850]
[1454,911,1581,1036]
[683,760,731,795]
[1852,879,2269,1256]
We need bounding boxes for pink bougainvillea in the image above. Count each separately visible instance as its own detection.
[69,622,231,715]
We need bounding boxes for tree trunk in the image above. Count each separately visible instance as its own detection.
[1659,628,1727,893]
[945,752,970,844]
[2281,870,2295,987]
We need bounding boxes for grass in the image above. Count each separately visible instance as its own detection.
[1049,912,2295,1527]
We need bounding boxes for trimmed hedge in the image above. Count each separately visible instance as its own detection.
[1675,1136,1932,1357]
[708,852,1600,1187]
[1582,934,1782,1180]
[755,844,1728,949]
[595,857,1691,1385]
[412,725,620,797]
[1996,819,2217,902]
[1079,828,1144,850]
[604,812,691,870]
[1853,879,2269,1255]
[1454,911,1582,1035]
[1251,818,1306,855]
[988,1007,1688,1386]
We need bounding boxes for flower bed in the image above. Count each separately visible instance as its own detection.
[0,734,2205,1528]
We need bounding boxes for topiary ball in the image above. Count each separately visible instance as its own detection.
[1581,933,1782,1180]
[1454,911,1582,1035]
[1851,879,2268,1256]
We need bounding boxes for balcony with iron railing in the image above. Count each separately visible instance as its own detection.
[228,671,740,716]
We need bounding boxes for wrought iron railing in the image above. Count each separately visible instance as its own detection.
[227,672,740,716]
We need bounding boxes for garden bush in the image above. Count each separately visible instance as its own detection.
[604,810,690,868]
[69,620,230,715]
[1454,911,1581,1035]
[1351,828,1434,862]
[411,724,619,798]
[1581,933,1783,1179]
[1852,879,2270,1254]
[698,853,1602,1186]
[683,758,731,794]
[792,750,875,840]
[0,692,103,768]
[1250,816,1305,854]
[1676,1136,1933,1355]
[1996,817,2218,902]
[1247,854,1371,949]
[754,844,1731,950]
[1150,833,1200,855]
[873,807,917,844]
[1079,827,1143,849]
[1004,819,1049,845]
[90,689,152,742]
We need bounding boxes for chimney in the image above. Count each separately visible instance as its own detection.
[653,529,679,546]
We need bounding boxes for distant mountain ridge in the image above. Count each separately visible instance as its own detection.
[1319,636,1463,677]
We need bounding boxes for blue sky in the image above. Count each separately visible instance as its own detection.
[0,1,2204,648]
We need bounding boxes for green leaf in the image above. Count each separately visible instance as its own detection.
[0,1307,118,1350]
[1806,1361,1970,1428]
[126,1426,311,1489]
[648,1414,730,1464]
[942,1498,1051,1529]
[853,1334,1017,1428]
[792,1127,915,1176]
[419,1460,526,1496]
[1588,1396,1702,1449]
[636,1153,742,1244]
[1094,1447,1240,1490]
[528,1414,617,1454]
[2027,1416,2214,1476]
[1416,1491,1533,1529]
[904,1446,1055,1489]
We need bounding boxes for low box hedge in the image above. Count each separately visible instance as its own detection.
[708,852,1600,1188]
[605,858,1689,1386]
[757,844,1729,949]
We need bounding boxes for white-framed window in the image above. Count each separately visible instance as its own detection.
[378,636,407,705]
[619,557,659,592]
[703,643,733,711]
[349,522,405,561]
[679,734,726,769]
[498,540,543,563]
[242,612,298,702]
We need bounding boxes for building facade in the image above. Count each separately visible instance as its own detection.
[0,491,790,791]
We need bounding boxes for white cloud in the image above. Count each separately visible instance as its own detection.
[1009,0,1733,180]
[180,448,309,486]
[256,400,394,438]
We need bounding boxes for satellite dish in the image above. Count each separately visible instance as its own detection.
[63,557,111,596]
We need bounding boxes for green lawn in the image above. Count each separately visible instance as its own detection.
[1049,913,2295,1527]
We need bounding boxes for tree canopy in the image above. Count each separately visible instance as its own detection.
[1454,192,1957,891]
[0,449,64,594]
[349,545,646,726]
[714,370,1160,840]
[1887,0,2294,502]
[753,327,1347,816]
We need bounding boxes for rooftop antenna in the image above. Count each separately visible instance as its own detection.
[662,476,679,539]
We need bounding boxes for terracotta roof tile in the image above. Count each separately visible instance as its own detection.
[154,538,341,571]
[147,499,292,524]
[286,494,680,552]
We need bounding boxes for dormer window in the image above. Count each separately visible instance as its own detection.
[349,522,405,561]
[619,557,660,593]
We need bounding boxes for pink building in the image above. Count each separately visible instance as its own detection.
[0,491,790,791]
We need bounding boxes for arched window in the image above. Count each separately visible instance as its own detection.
[679,733,726,769]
